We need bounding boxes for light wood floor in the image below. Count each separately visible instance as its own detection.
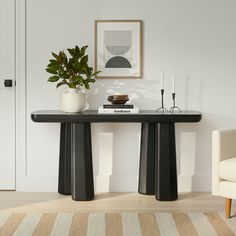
[0,192,234,215]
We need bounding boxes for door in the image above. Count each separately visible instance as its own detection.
[0,0,15,189]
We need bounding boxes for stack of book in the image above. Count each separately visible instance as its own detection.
[98,104,139,114]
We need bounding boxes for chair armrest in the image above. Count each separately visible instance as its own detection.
[212,129,236,195]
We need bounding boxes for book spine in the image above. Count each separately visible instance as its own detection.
[98,108,139,114]
[103,104,134,109]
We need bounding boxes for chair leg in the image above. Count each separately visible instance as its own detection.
[225,198,232,218]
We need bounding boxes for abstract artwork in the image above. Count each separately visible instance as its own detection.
[95,20,142,78]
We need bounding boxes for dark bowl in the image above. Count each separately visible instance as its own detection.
[107,95,129,104]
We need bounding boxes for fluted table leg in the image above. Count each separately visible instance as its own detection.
[58,123,71,195]
[138,122,156,195]
[71,122,94,201]
[155,123,178,201]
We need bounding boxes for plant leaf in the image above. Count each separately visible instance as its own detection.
[56,81,66,88]
[67,48,76,57]
[59,71,70,79]
[80,46,88,56]
[47,62,60,70]
[52,52,59,60]
[74,75,83,83]
[84,82,89,89]
[80,55,88,65]
[46,68,58,74]
[48,76,60,82]
[49,59,58,64]
[68,83,76,88]
[92,71,101,76]
[75,46,80,57]
[87,78,95,83]
[72,62,80,71]
[46,45,96,90]
[59,51,68,64]
[86,67,93,76]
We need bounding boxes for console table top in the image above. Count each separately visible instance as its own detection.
[31,110,202,123]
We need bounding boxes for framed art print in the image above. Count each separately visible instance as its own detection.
[95,20,143,78]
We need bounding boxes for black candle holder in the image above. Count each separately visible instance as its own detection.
[156,89,168,112]
[170,93,182,113]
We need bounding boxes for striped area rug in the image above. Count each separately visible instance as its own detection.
[0,212,235,236]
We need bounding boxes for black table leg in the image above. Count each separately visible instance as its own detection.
[155,123,178,201]
[58,123,71,195]
[138,122,155,195]
[71,122,94,201]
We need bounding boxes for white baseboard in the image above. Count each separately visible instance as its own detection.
[19,174,138,192]
[108,174,138,192]
[17,176,58,192]
[191,174,211,192]
[17,174,211,193]
[95,174,111,192]
[96,174,211,193]
[178,174,211,192]
[178,174,193,192]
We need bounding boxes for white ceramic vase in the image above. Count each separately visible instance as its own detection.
[61,88,88,113]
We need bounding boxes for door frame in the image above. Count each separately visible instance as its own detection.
[0,0,17,190]
[15,0,27,191]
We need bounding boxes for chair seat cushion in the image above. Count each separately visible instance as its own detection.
[219,157,236,182]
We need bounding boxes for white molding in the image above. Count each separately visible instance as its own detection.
[177,174,211,192]
[108,174,138,192]
[95,174,211,193]
[96,174,139,192]
[191,174,211,192]
[178,174,211,192]
[18,176,58,192]
[178,174,193,192]
[15,0,27,191]
[95,174,111,192]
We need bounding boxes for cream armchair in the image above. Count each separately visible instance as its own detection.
[212,129,236,218]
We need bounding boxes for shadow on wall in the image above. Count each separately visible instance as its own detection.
[92,123,141,192]
[89,79,160,192]
[87,78,161,110]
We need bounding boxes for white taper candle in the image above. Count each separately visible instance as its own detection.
[161,72,164,89]
[172,76,175,93]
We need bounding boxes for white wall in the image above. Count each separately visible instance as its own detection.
[16,0,236,192]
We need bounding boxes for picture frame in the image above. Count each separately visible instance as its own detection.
[94,20,143,79]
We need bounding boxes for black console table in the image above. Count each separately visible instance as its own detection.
[31,110,201,201]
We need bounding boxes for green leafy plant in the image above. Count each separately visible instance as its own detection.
[46,45,100,89]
